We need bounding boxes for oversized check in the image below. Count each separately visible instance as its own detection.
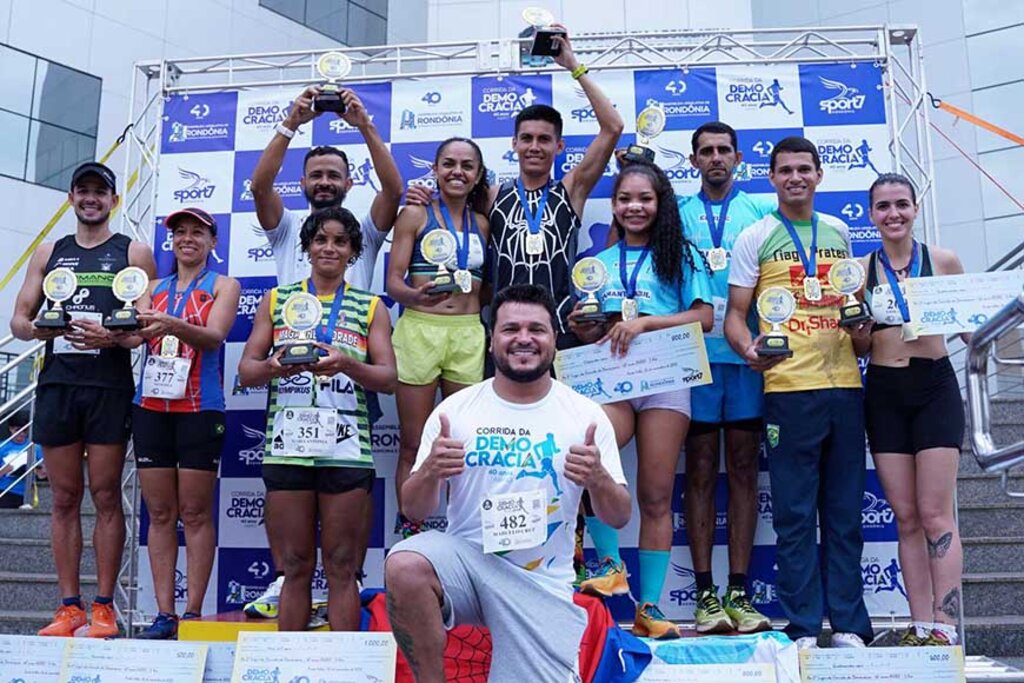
[639,662,776,682]
[892,270,1024,336]
[59,639,208,683]
[231,631,396,683]
[0,634,65,683]
[554,322,711,404]
[799,646,965,682]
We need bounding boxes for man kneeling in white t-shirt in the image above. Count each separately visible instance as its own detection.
[385,284,631,683]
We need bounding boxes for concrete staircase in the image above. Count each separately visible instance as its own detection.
[959,396,1024,658]
[0,486,97,635]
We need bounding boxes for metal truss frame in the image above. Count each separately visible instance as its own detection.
[117,24,937,631]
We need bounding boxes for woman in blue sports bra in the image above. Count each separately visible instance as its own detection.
[571,162,714,639]
[387,137,491,533]
[859,173,968,647]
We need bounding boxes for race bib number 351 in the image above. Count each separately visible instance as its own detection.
[271,407,336,459]
[481,489,547,554]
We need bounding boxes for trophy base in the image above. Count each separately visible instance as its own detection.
[103,309,140,331]
[623,144,655,165]
[280,343,320,366]
[429,279,461,295]
[756,336,793,358]
[529,28,565,56]
[35,310,70,329]
[576,308,607,324]
[311,93,346,114]
[838,304,872,328]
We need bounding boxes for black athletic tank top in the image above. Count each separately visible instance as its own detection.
[39,233,134,391]
[489,179,580,334]
[865,243,934,333]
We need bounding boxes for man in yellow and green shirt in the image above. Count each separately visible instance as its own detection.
[725,136,873,649]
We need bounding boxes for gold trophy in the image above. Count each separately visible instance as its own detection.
[420,229,461,295]
[755,286,797,358]
[279,291,323,366]
[104,266,149,330]
[522,7,566,57]
[35,267,78,329]
[571,257,609,323]
[828,258,871,327]
[312,51,352,114]
[624,105,667,164]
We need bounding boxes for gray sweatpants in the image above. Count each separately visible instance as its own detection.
[388,531,586,683]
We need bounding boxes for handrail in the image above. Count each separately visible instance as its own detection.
[966,290,1024,481]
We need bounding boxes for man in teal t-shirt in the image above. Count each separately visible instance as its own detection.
[676,121,775,634]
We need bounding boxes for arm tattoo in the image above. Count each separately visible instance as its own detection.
[386,591,420,674]
[927,531,953,559]
[939,587,961,622]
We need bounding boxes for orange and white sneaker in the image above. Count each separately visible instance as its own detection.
[579,557,630,597]
[87,601,119,638]
[633,602,682,640]
[38,604,87,637]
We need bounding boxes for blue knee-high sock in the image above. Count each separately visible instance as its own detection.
[638,549,671,605]
[585,516,621,564]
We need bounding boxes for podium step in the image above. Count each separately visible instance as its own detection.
[176,610,328,641]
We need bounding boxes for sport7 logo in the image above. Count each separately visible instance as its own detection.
[799,63,886,126]
[667,562,700,606]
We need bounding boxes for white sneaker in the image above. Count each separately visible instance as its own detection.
[831,632,866,648]
[18,503,32,510]
[244,575,283,619]
[795,636,819,650]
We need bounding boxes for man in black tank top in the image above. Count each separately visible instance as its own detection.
[10,162,156,638]
[485,27,623,348]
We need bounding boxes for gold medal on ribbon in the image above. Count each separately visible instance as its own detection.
[525,231,544,256]
[707,247,728,272]
[621,298,639,321]
[454,269,472,294]
[160,335,180,358]
[803,276,823,302]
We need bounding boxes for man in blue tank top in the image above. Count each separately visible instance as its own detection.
[676,122,776,634]
[10,162,156,638]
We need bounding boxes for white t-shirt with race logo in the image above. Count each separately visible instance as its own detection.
[265,208,386,288]
[412,379,626,597]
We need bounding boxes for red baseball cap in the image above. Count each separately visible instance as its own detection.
[164,207,217,236]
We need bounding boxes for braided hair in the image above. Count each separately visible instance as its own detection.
[435,137,491,215]
[611,161,705,284]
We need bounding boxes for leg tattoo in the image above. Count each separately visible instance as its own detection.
[927,531,953,559]
[387,592,419,674]
[939,587,961,622]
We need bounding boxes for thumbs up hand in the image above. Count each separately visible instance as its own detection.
[565,423,602,487]
[423,413,466,481]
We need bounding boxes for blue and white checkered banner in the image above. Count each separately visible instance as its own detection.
[136,61,908,622]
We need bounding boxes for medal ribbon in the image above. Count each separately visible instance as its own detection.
[698,186,738,249]
[515,179,550,237]
[306,279,346,345]
[778,212,819,285]
[618,241,651,301]
[438,201,471,270]
[876,240,920,323]
[165,269,207,320]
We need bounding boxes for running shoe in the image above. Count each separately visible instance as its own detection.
[723,586,772,633]
[921,628,956,646]
[898,627,924,646]
[794,636,819,650]
[244,576,283,618]
[632,602,681,639]
[137,612,178,640]
[579,558,630,597]
[88,601,119,638]
[694,586,735,634]
[830,632,866,648]
[181,611,201,620]
[38,604,87,637]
